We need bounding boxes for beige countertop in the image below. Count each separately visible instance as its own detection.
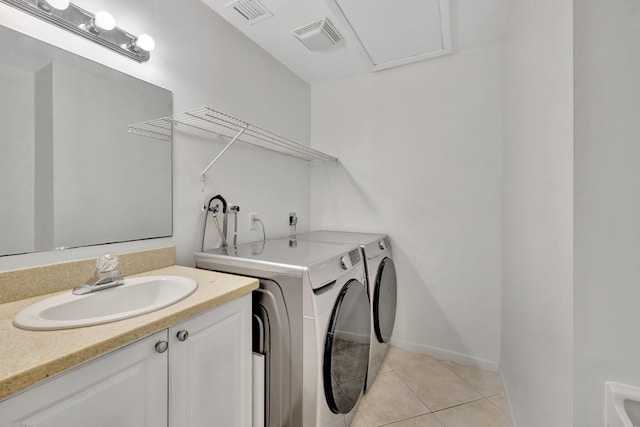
[0,265,258,401]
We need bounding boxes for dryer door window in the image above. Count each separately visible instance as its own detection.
[323,279,371,414]
[373,257,397,343]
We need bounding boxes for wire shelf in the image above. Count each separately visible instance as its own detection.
[128,106,338,163]
[128,117,172,141]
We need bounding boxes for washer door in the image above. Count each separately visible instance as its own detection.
[323,279,370,414]
[373,257,397,343]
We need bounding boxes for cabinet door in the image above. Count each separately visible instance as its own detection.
[170,294,252,427]
[0,330,168,427]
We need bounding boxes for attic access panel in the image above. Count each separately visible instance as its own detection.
[326,0,451,71]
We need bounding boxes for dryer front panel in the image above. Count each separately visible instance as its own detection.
[322,279,370,415]
[373,257,397,344]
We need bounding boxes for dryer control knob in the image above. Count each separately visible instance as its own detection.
[378,240,386,250]
[340,255,351,270]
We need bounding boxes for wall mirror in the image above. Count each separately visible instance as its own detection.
[0,25,172,257]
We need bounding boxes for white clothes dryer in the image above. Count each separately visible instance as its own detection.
[195,238,370,427]
[295,231,398,392]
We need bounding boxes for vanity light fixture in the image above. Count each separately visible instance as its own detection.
[35,0,68,12]
[85,11,116,34]
[0,0,155,62]
[127,33,155,53]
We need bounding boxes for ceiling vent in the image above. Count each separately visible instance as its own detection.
[226,0,273,24]
[292,18,343,51]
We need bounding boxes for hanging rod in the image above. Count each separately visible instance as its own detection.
[128,106,339,173]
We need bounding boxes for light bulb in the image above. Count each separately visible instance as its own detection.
[135,34,155,52]
[47,0,69,9]
[93,11,116,31]
[36,0,69,11]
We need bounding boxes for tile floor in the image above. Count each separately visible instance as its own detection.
[350,347,511,427]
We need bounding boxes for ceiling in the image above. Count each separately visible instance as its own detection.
[201,0,509,84]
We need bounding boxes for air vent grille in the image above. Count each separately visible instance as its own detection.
[293,21,323,37]
[292,18,343,51]
[226,0,273,24]
[321,21,342,44]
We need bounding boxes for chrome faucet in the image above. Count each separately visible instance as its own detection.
[229,204,240,248]
[205,194,228,249]
[72,254,124,295]
[289,212,298,238]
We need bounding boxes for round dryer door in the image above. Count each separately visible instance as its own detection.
[373,257,397,343]
[323,279,370,414]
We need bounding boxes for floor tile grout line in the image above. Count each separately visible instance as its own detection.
[356,348,508,427]
[358,370,431,427]
[381,367,492,420]
[433,397,513,427]
[430,397,502,427]
[385,368,436,414]
[435,357,505,400]
[434,359,489,397]
[356,409,371,427]
[361,405,432,427]
[484,394,506,411]
[376,412,444,427]
[387,361,487,414]
[386,357,504,415]
[430,396,487,413]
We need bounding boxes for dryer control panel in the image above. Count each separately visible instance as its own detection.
[309,248,363,290]
[364,236,391,259]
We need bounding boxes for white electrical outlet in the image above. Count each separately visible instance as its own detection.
[249,212,259,230]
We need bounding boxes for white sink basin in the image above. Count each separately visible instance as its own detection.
[14,275,198,330]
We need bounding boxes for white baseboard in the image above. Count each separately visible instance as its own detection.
[388,337,499,372]
[499,369,517,427]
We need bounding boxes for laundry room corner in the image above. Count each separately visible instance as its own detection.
[309,45,503,370]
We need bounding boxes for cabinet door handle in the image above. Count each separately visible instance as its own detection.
[155,340,169,353]
[176,330,189,342]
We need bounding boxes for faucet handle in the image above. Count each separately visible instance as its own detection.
[96,253,118,273]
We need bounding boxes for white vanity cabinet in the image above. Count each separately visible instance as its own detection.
[0,330,169,426]
[169,294,252,427]
[0,294,252,427]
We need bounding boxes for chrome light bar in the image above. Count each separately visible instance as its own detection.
[0,0,154,62]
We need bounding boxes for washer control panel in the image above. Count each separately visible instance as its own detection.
[339,249,361,271]
[340,255,351,270]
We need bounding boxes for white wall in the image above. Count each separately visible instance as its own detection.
[574,0,640,425]
[310,46,502,369]
[0,0,311,271]
[500,0,574,425]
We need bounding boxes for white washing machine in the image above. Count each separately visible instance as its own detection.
[295,231,398,392]
[195,238,370,427]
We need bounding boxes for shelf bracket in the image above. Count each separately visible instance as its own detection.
[200,124,248,181]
